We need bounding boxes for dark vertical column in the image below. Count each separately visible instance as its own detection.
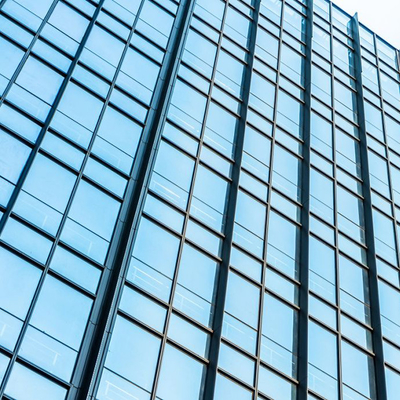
[202,2,261,399]
[73,0,196,398]
[297,0,314,399]
[351,13,387,400]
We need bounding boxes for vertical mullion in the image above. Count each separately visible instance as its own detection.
[79,0,198,398]
[352,13,387,400]
[202,1,261,398]
[297,0,313,399]
[329,2,344,398]
[0,0,107,396]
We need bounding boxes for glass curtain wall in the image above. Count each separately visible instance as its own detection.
[0,0,400,399]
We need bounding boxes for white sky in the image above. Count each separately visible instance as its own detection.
[333,0,400,49]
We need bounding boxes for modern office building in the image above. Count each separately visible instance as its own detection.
[0,0,400,399]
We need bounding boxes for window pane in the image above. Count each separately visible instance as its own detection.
[174,244,218,326]
[105,316,161,394]
[5,363,67,400]
[214,374,252,400]
[16,56,63,104]
[341,341,375,399]
[308,322,338,400]
[267,211,300,279]
[156,344,205,400]
[29,276,92,349]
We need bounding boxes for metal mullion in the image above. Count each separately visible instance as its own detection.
[202,1,261,398]
[296,0,313,397]
[373,34,400,272]
[254,1,295,398]
[77,0,197,398]
[227,263,263,288]
[0,2,107,396]
[351,13,388,400]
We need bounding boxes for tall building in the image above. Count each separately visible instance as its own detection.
[0,0,400,399]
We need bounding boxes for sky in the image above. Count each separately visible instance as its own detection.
[333,0,400,49]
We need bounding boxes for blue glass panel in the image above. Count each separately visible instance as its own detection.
[156,344,205,400]
[0,247,41,320]
[258,366,296,400]
[5,363,67,400]
[16,56,63,104]
[67,180,120,241]
[267,211,299,279]
[105,316,161,393]
[132,218,180,279]
[30,276,92,350]
[174,244,218,326]
[120,286,166,333]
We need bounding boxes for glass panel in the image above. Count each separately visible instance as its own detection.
[156,344,205,400]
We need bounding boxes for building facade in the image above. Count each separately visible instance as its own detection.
[0,0,400,399]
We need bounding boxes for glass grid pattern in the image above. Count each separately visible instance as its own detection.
[0,0,399,399]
